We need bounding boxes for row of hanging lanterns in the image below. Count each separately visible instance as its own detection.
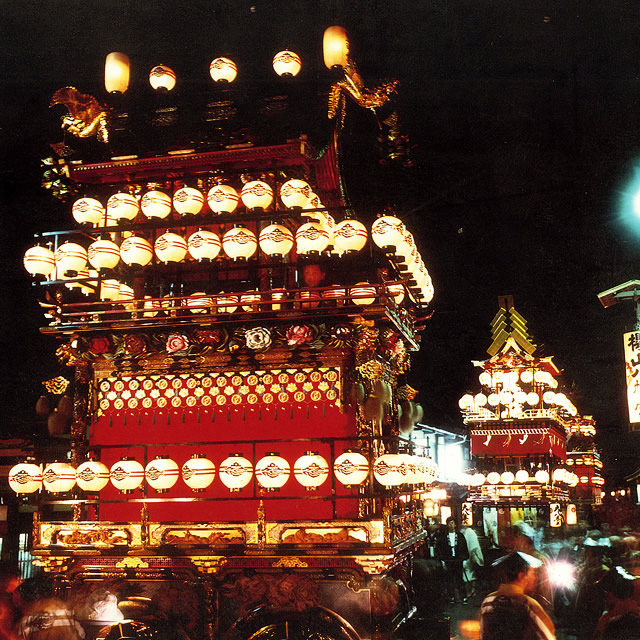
[464,467,579,487]
[8,451,437,495]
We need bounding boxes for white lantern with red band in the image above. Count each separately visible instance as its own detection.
[110,457,144,493]
[173,187,204,215]
[240,180,273,210]
[72,197,104,226]
[293,452,329,490]
[333,219,368,253]
[100,279,121,301]
[155,231,187,263]
[188,229,221,261]
[24,245,56,277]
[240,291,261,311]
[371,215,405,250]
[149,65,177,91]
[295,221,330,254]
[42,462,76,493]
[334,451,369,487]
[207,184,239,214]
[184,292,214,314]
[182,454,216,492]
[351,282,376,305]
[219,453,253,491]
[373,453,408,487]
[107,192,139,222]
[255,452,290,491]
[141,190,172,219]
[216,292,238,314]
[209,57,237,83]
[279,179,311,209]
[55,242,88,276]
[88,237,120,270]
[76,460,110,492]
[273,50,302,77]
[145,456,180,493]
[120,236,153,267]
[259,223,294,257]
[8,461,42,494]
[222,225,257,260]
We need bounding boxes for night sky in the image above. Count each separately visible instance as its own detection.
[1,1,640,482]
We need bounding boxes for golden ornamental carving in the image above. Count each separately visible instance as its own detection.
[357,360,385,381]
[43,376,70,394]
[191,556,228,574]
[50,87,110,143]
[32,557,72,573]
[271,556,309,568]
[116,557,149,569]
[353,555,394,575]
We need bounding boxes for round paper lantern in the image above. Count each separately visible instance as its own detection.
[100,279,121,301]
[259,223,294,257]
[515,469,530,483]
[487,393,500,406]
[395,230,416,264]
[255,453,290,491]
[207,184,239,214]
[273,50,302,77]
[149,65,176,91]
[474,393,488,407]
[72,197,104,226]
[188,229,221,261]
[535,470,550,484]
[294,452,329,490]
[110,458,144,493]
[219,453,253,491]
[216,292,238,314]
[295,221,330,254]
[351,282,376,305]
[8,461,42,494]
[373,453,408,487]
[182,454,215,492]
[471,472,485,486]
[304,192,322,210]
[141,190,172,219]
[120,236,153,267]
[155,232,187,263]
[88,237,120,270]
[222,225,257,259]
[333,219,368,253]
[55,242,88,275]
[173,187,204,215]
[24,245,55,277]
[371,215,405,250]
[42,462,76,493]
[552,468,566,483]
[423,457,438,484]
[501,471,515,485]
[241,180,273,210]
[107,192,139,222]
[240,291,261,311]
[117,283,135,309]
[322,287,346,304]
[105,52,129,93]
[184,292,213,314]
[279,179,311,209]
[386,283,405,305]
[323,26,349,69]
[209,57,237,83]
[333,451,369,487]
[487,471,501,485]
[76,460,110,492]
[145,456,179,493]
[526,392,540,406]
[142,296,161,318]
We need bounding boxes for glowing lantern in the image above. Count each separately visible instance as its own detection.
[215,292,238,314]
[474,393,488,407]
[145,456,179,493]
[72,197,104,226]
[386,283,405,304]
[273,50,302,77]
[526,392,540,406]
[141,190,172,219]
[515,470,530,483]
[42,462,76,493]
[100,279,121,301]
[471,472,486,486]
[149,65,176,90]
[566,503,577,526]
[155,232,187,263]
[351,283,376,305]
[24,245,55,277]
[173,187,204,215]
[182,454,216,492]
[259,223,294,257]
[255,453,290,491]
[118,283,135,308]
[423,457,438,484]
[487,471,501,485]
[294,452,329,490]
[88,237,120,270]
[479,371,491,386]
[8,461,42,494]
[520,370,534,383]
[552,468,566,483]
[488,393,500,406]
[323,26,349,69]
[184,292,213,314]
[333,451,369,487]
[120,236,153,267]
[219,453,253,491]
[295,222,330,254]
[107,192,139,222]
[110,458,144,493]
[423,499,435,517]
[371,215,405,250]
[105,52,130,93]
[188,229,221,261]
[373,453,408,487]
[76,460,110,492]
[333,219,368,253]
[240,291,261,311]
[459,394,474,410]
[322,287,346,304]
[279,179,311,208]
[142,296,161,318]
[240,181,273,210]
[55,242,88,275]
[535,470,550,484]
[209,57,237,83]
[207,184,239,214]
[501,471,515,485]
[222,225,257,260]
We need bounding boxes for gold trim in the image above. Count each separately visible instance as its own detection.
[32,557,71,573]
[191,556,228,574]
[116,557,149,569]
[354,555,394,574]
[272,557,309,568]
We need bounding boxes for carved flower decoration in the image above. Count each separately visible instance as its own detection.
[245,327,272,351]
[87,336,111,355]
[286,324,313,346]
[166,333,189,354]
[194,329,224,346]
[122,334,147,356]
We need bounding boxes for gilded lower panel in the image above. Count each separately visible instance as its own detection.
[36,522,143,549]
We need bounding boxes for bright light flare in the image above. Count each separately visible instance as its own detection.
[547,560,577,590]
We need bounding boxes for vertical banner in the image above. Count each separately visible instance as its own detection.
[461,502,473,527]
[624,330,640,426]
[549,502,564,527]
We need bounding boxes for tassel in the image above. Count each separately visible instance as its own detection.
[275,408,278,420]
[307,406,310,419]
[290,407,294,419]
[197,410,200,424]
[242,409,245,421]
[182,412,185,423]
[138,414,141,425]
[167,413,171,425]
[152,413,156,425]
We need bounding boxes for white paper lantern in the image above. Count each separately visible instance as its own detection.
[535,470,550,484]
[423,457,438,484]
[118,283,135,308]
[107,192,139,222]
[259,223,294,257]
[120,236,153,267]
[76,460,110,492]
[294,452,329,490]
[24,245,56,277]
[240,291,261,312]
[322,287,346,304]
[222,225,257,259]
[149,65,176,91]
[207,184,239,214]
[255,453,290,491]
[279,179,311,208]
[216,292,238,314]
[333,451,369,487]
[42,462,76,493]
[471,472,485,486]
[100,279,121,301]
[209,57,237,83]
[501,471,515,485]
[373,453,408,487]
[241,181,273,210]
[515,470,530,483]
[351,282,376,305]
[105,52,130,93]
[142,296,161,318]
[487,471,501,485]
[141,190,172,219]
[188,229,221,261]
[8,462,42,494]
[333,219,368,253]
[155,232,187,263]
[182,454,216,492]
[88,237,120,270]
[110,458,144,493]
[173,187,204,215]
[386,283,405,304]
[73,197,104,226]
[55,242,88,275]
[371,215,405,250]
[295,221,330,254]
[219,453,253,491]
[145,456,179,493]
[273,50,302,77]
[184,292,213,314]
[474,393,488,407]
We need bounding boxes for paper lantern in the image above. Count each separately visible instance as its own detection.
[323,26,349,69]
[487,393,500,406]
[188,229,221,261]
[295,222,330,254]
[120,236,153,267]
[117,283,135,308]
[182,454,215,492]
[471,472,485,486]
[501,471,515,485]
[333,451,369,487]
[42,462,76,493]
[145,456,179,493]
[259,223,294,257]
[333,219,368,253]
[207,184,239,214]
[515,470,530,483]
[8,461,42,494]
[255,453,290,491]
[386,283,405,305]
[105,52,129,93]
[241,291,261,311]
[55,242,88,275]
[149,65,176,91]
[526,392,540,406]
[155,232,187,263]
[273,50,302,77]
[72,197,104,226]
[219,454,253,491]
[351,283,376,305]
[173,187,204,215]
[107,192,139,222]
[279,179,311,208]
[110,458,144,493]
[535,470,550,484]
[88,237,120,270]
[423,457,438,484]
[76,460,110,492]
[371,215,405,250]
[24,245,55,277]
[373,453,408,487]
[100,279,121,301]
[294,452,329,490]
[552,468,566,483]
[141,190,172,219]
[487,471,501,485]
[322,287,346,304]
[142,296,161,318]
[271,289,287,311]
[222,225,257,259]
[216,292,238,314]
[474,393,488,407]
[209,57,237,83]
[240,181,273,210]
[184,292,213,314]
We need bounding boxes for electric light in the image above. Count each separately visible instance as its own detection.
[295,221,330,254]
[219,453,253,491]
[55,242,88,276]
[395,230,416,265]
[110,458,144,493]
[255,452,290,491]
[515,470,530,483]
[142,296,161,318]
[182,454,216,492]
[222,225,257,259]
[499,391,513,404]
[479,371,491,386]
[279,179,311,208]
[24,245,56,277]
[209,57,237,83]
[373,453,408,487]
[333,451,369,487]
[351,283,376,305]
[173,187,204,215]
[471,472,486,486]
[105,52,130,93]
[117,283,135,309]
[458,394,474,409]
[333,218,368,253]
[259,223,294,257]
[207,184,239,214]
[76,460,110,492]
[107,192,139,222]
[552,468,566,483]
[88,237,120,270]
[543,391,556,404]
[241,180,273,210]
[155,231,187,263]
[120,236,153,266]
[294,452,329,490]
[487,471,501,484]
[535,470,550,484]
[371,215,405,250]
[141,190,172,219]
[8,461,42,494]
[273,50,302,77]
[188,229,221,261]
[42,462,76,493]
[149,65,176,91]
[323,26,349,69]
[72,197,104,226]
[145,456,180,493]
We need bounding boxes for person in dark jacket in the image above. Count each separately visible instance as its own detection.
[436,517,470,603]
